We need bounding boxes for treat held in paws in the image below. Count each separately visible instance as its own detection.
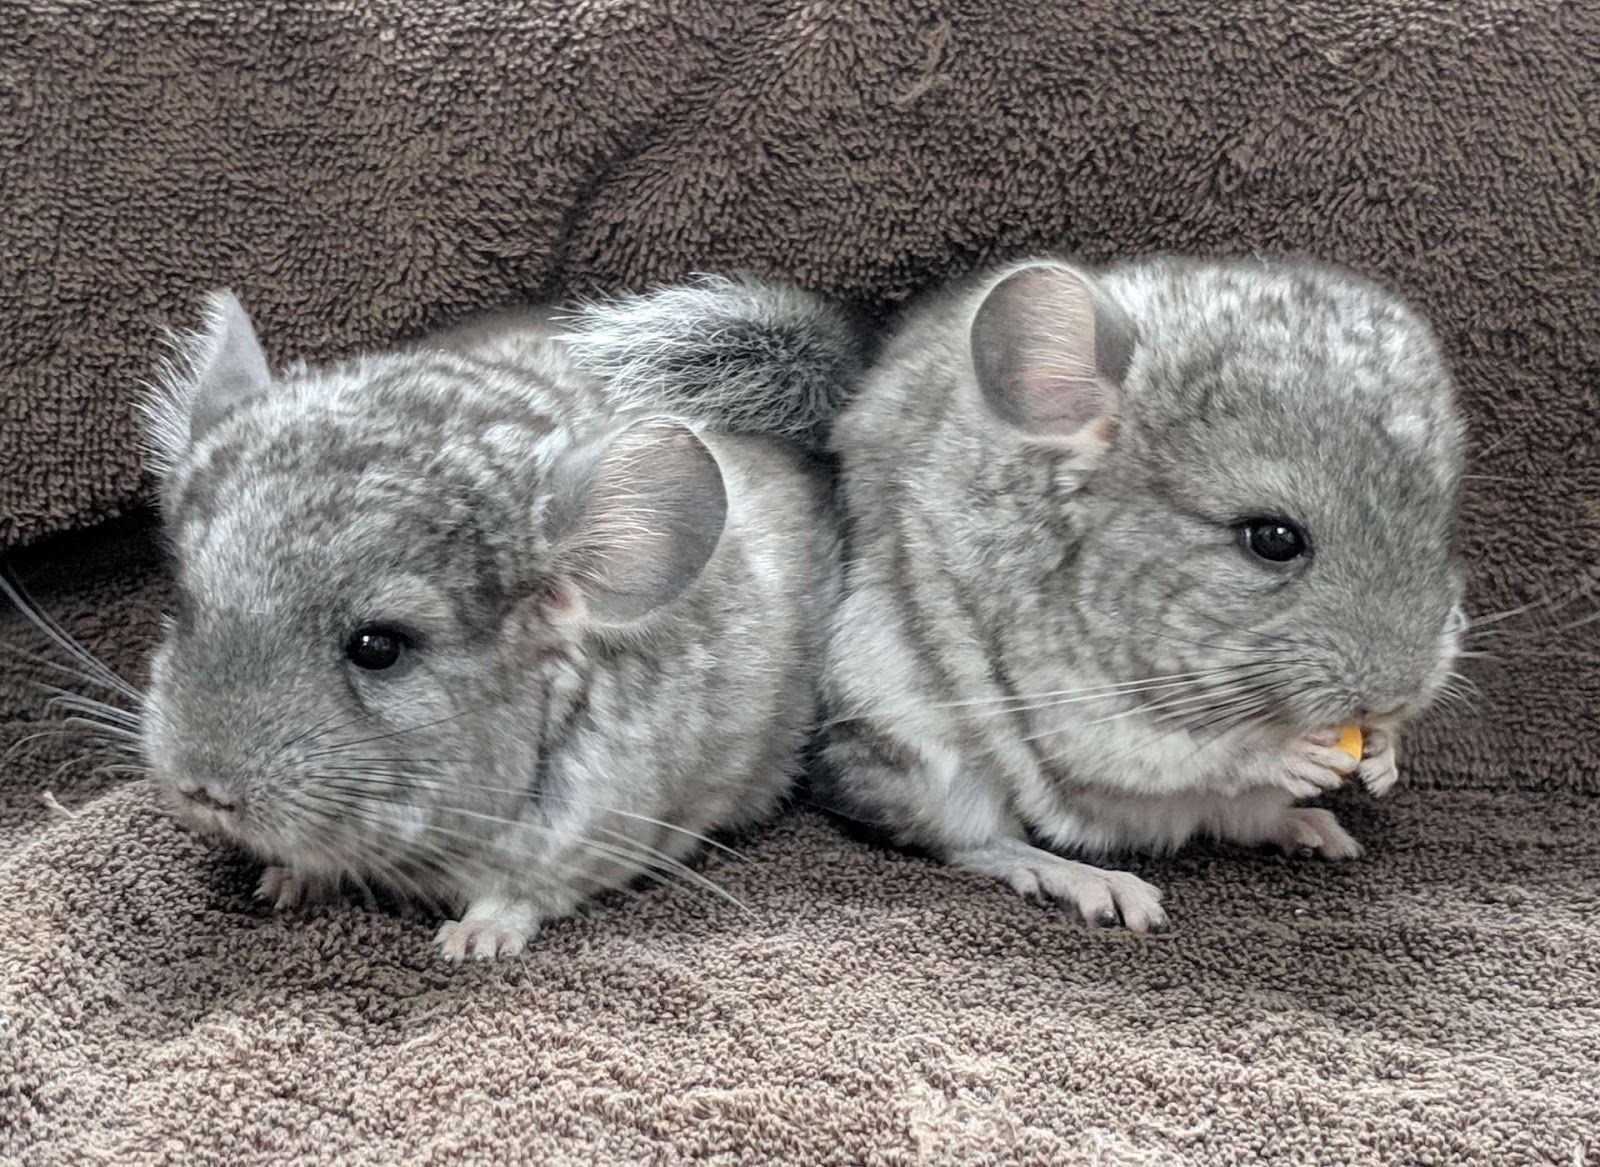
[1334,725,1364,772]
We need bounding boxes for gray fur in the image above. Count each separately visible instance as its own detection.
[140,289,839,960]
[818,255,1467,932]
[557,274,870,445]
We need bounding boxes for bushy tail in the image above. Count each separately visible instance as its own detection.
[560,275,871,445]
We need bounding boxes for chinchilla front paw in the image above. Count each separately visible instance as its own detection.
[1357,728,1400,796]
[1249,729,1362,801]
[435,896,542,962]
[253,865,338,911]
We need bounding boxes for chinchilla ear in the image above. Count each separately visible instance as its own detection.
[544,417,728,626]
[969,262,1132,450]
[140,290,272,478]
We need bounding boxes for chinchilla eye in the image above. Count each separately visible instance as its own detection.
[1238,517,1310,563]
[346,626,407,670]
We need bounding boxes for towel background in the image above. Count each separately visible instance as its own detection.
[2,3,1597,1161]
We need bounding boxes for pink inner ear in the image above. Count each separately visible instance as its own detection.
[971,263,1125,445]
[1022,372,1113,433]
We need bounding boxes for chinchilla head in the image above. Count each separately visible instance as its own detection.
[966,256,1466,738]
[137,292,726,881]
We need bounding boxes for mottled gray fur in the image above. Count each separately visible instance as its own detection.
[558,274,870,445]
[140,286,839,960]
[817,256,1467,931]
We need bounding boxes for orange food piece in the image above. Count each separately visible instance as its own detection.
[1334,725,1364,772]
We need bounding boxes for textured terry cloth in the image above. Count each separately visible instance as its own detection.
[1,529,1597,1167]
[0,1,1596,792]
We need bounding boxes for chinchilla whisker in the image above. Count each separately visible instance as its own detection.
[58,714,141,740]
[425,803,742,907]
[89,761,148,780]
[954,677,1262,721]
[343,846,457,916]
[1145,677,1294,744]
[301,708,497,758]
[315,772,446,797]
[41,690,142,729]
[303,787,730,906]
[46,691,140,720]
[303,694,554,760]
[292,795,496,902]
[1435,672,1482,714]
[346,854,456,915]
[1186,610,1313,653]
[1186,692,1285,740]
[1092,609,1302,658]
[317,767,745,860]
[318,760,462,774]
[575,840,742,908]
[1036,697,1207,771]
[1021,678,1255,741]
[1457,643,1597,662]
[0,728,71,767]
[1466,573,1600,634]
[3,643,140,703]
[1466,421,1532,460]
[1112,675,1293,730]
[1428,690,1485,724]
[1145,695,1276,745]
[930,667,1250,711]
[819,672,1248,730]
[847,668,1270,733]
[1466,611,1600,642]
[335,866,382,912]
[1035,717,1168,774]
[75,729,144,756]
[323,755,471,766]
[1,723,136,768]
[333,847,454,918]
[1543,606,1600,635]
[46,752,123,786]
[586,824,745,907]
[1016,663,1295,745]
[1086,663,1294,719]
[316,767,461,789]
[526,796,743,859]
[1152,661,1295,696]
[314,776,437,799]
[1109,694,1284,772]
[279,710,363,755]
[0,568,142,702]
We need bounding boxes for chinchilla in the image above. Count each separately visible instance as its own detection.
[136,277,856,959]
[815,256,1466,932]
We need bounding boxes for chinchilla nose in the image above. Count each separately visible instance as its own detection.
[1353,704,1406,724]
[1339,617,1449,717]
[1349,662,1435,720]
[179,781,241,812]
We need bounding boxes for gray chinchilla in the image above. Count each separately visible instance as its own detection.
[139,279,852,960]
[816,256,1467,932]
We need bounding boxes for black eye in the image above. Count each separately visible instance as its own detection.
[346,626,407,670]
[1238,517,1309,563]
